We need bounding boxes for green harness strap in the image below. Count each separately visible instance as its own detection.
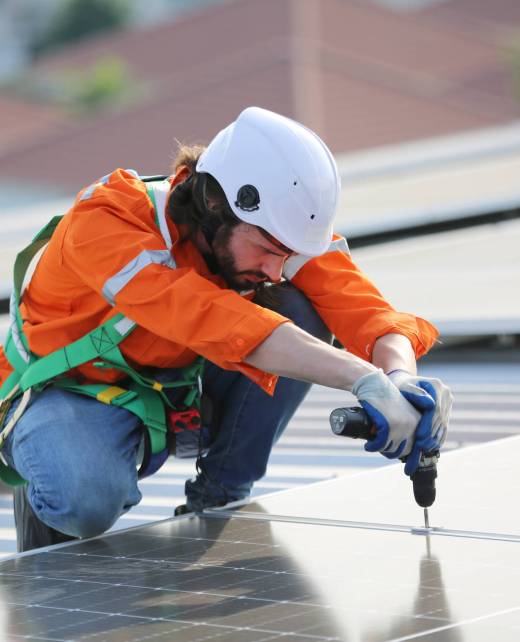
[2,216,63,395]
[0,179,203,486]
[0,216,66,485]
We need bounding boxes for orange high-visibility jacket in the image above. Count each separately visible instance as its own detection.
[0,168,438,394]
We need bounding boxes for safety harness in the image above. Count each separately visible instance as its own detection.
[0,176,205,486]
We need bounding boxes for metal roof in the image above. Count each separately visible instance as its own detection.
[335,120,520,237]
[0,195,72,299]
[351,219,520,337]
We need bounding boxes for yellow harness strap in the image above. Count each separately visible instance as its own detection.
[96,386,128,405]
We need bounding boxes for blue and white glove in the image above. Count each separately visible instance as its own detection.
[387,370,453,474]
[352,370,422,463]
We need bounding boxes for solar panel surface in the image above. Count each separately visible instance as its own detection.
[1,436,519,641]
[214,436,520,540]
[1,511,520,641]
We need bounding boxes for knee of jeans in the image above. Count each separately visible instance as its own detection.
[66,498,121,539]
[32,479,132,539]
[275,284,332,343]
[53,502,118,539]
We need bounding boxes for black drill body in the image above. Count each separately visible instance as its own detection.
[329,407,438,508]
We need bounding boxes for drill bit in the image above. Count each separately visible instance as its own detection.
[424,508,430,529]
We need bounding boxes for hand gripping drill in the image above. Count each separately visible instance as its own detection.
[329,406,438,526]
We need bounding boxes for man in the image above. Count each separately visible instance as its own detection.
[0,106,451,552]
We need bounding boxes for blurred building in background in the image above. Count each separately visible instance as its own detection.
[0,0,519,196]
[0,0,221,81]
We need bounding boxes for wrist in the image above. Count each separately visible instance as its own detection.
[348,361,379,392]
[352,368,387,397]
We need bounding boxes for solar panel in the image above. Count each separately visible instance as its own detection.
[1,436,519,641]
[1,511,520,641]
[215,436,520,540]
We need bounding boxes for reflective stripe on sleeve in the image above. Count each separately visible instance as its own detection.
[102,249,176,306]
[328,237,350,255]
[148,182,173,250]
[282,254,312,281]
[283,237,350,281]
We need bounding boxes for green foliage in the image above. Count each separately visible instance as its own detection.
[34,0,130,56]
[69,56,132,111]
[5,55,136,114]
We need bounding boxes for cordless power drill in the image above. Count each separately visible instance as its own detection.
[329,406,438,522]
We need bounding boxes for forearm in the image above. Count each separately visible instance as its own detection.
[244,322,377,391]
[372,333,417,375]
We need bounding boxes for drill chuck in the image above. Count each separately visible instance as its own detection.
[329,406,438,509]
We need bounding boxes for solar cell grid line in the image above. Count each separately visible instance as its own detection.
[1,514,520,641]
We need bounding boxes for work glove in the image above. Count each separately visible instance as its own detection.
[387,370,453,474]
[351,370,422,463]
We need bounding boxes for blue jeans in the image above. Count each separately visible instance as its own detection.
[2,284,331,537]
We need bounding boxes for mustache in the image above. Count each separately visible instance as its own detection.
[236,270,269,281]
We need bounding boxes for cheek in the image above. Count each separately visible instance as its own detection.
[228,235,260,270]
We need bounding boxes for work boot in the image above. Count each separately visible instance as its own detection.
[13,485,77,553]
[174,504,192,516]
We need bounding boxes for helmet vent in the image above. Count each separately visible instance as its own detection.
[235,185,260,212]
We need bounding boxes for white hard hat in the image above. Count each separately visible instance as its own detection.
[196,106,340,256]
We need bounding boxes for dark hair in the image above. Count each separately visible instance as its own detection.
[168,144,240,242]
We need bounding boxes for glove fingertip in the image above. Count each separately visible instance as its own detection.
[402,390,435,411]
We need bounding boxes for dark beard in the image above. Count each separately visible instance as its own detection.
[210,224,269,293]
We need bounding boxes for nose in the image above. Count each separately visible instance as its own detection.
[261,254,285,283]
